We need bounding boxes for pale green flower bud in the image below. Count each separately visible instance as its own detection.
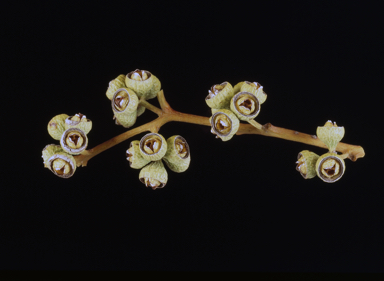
[106,74,126,100]
[47,114,69,140]
[209,109,240,141]
[42,144,76,178]
[316,120,345,153]
[296,150,320,179]
[112,87,139,128]
[316,152,346,183]
[64,113,92,135]
[144,74,161,100]
[163,135,191,173]
[60,128,88,155]
[230,91,260,121]
[139,133,167,161]
[125,69,154,99]
[233,82,244,95]
[240,81,267,104]
[139,161,168,190]
[126,140,151,169]
[205,82,234,109]
[137,105,146,117]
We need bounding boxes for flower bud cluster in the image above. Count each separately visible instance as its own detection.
[205,81,267,141]
[126,133,191,190]
[43,113,92,178]
[106,69,161,128]
[296,120,346,183]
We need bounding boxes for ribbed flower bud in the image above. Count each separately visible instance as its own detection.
[316,152,345,183]
[316,120,345,153]
[106,74,126,100]
[42,144,76,178]
[230,91,260,121]
[112,87,139,128]
[136,105,146,117]
[240,81,267,104]
[296,150,320,179]
[144,74,161,100]
[139,133,167,161]
[209,109,240,141]
[139,160,168,190]
[64,113,92,135]
[126,140,151,169]
[163,135,191,173]
[205,82,234,109]
[233,82,244,95]
[47,114,69,140]
[60,128,88,155]
[125,69,154,99]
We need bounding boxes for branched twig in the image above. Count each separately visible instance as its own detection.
[74,90,365,167]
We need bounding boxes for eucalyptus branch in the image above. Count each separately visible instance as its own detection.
[42,70,365,185]
[73,90,364,167]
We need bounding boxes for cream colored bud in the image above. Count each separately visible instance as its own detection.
[106,74,126,100]
[296,150,319,179]
[139,133,167,161]
[139,161,168,190]
[60,128,88,155]
[233,82,244,95]
[145,75,161,100]
[48,114,69,140]
[240,81,267,104]
[112,88,139,128]
[136,105,146,117]
[209,109,240,141]
[125,69,154,98]
[230,92,260,121]
[64,113,92,135]
[163,135,191,173]
[205,82,234,109]
[315,152,345,183]
[316,120,345,153]
[126,140,151,169]
[42,144,76,178]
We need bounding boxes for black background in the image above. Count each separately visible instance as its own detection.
[1,0,382,275]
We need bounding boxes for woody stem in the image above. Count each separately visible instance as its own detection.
[73,90,365,167]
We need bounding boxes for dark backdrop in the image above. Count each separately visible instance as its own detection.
[1,0,382,274]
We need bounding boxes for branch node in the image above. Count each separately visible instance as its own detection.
[263,123,272,131]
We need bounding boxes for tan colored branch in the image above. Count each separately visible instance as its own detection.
[74,91,364,167]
